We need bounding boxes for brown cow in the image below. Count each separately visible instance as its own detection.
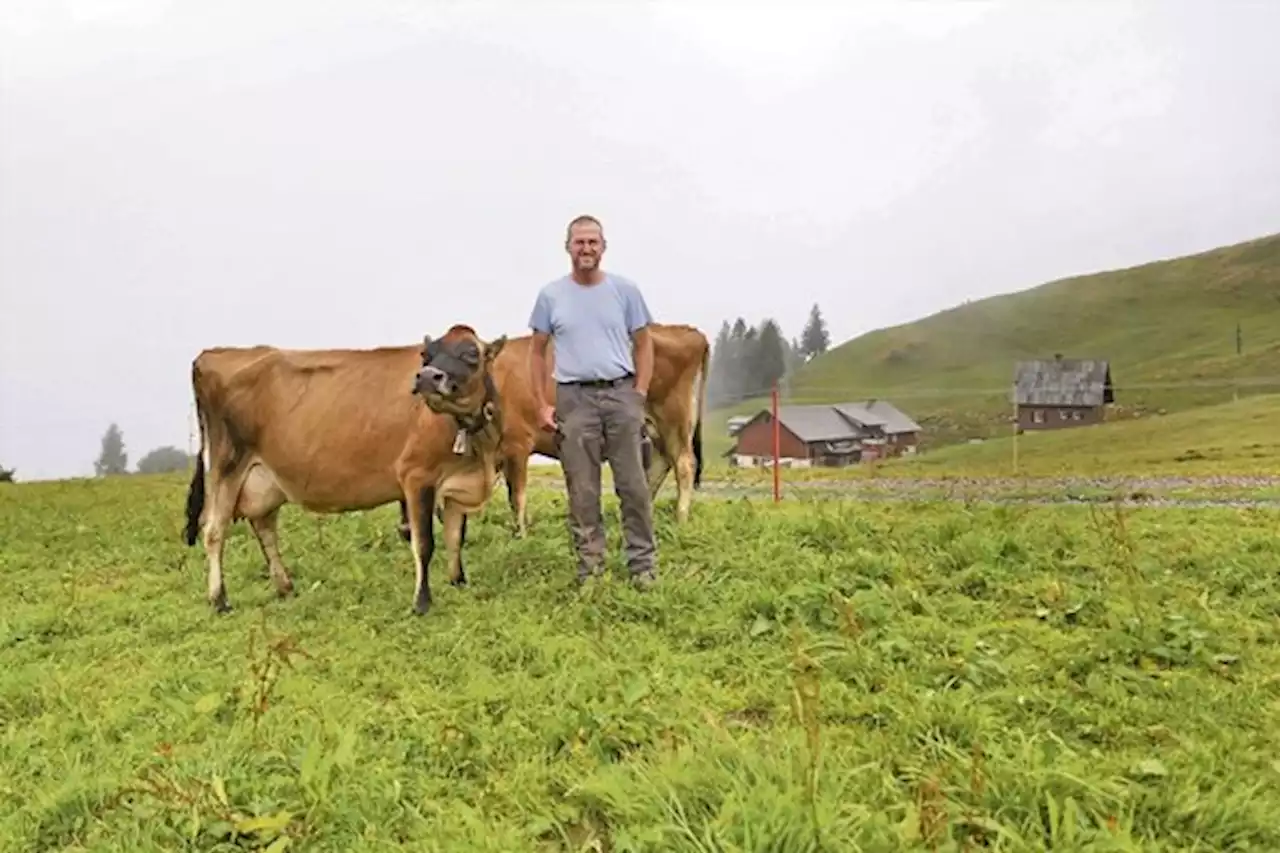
[182,323,708,571]
[182,326,507,615]
[399,326,508,614]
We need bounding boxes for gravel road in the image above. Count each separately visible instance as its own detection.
[691,475,1280,510]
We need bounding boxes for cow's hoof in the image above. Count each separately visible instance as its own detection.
[450,574,468,588]
[211,593,232,614]
[413,596,432,616]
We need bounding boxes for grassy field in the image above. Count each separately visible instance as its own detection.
[4,472,1280,851]
[706,232,1280,455]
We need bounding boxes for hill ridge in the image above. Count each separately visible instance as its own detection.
[711,231,1280,455]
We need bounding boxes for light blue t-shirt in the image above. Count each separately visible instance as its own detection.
[528,273,654,384]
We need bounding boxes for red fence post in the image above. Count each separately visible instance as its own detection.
[771,381,781,503]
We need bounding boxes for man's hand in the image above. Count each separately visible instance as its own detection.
[538,404,557,433]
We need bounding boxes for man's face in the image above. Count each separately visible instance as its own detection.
[566,222,605,272]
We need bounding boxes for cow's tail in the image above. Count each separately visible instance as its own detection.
[183,365,207,547]
[693,337,709,489]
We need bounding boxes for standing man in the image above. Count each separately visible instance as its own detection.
[528,214,658,588]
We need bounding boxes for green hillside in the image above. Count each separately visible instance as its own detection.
[713,232,1280,455]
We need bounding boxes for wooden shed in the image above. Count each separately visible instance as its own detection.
[1012,354,1114,430]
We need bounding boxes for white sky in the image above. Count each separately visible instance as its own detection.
[3,0,1279,480]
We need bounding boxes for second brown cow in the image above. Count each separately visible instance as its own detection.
[403,321,710,538]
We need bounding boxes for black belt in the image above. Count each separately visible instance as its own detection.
[560,373,633,389]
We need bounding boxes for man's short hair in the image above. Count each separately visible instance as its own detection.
[565,214,604,242]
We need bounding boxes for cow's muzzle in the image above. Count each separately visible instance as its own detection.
[414,365,453,397]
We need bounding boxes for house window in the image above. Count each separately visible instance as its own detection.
[1032,409,1045,424]
[1071,410,1082,421]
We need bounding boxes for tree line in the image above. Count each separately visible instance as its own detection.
[0,423,192,485]
[707,303,830,408]
[92,422,194,478]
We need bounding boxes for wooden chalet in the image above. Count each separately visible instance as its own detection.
[1012,354,1114,430]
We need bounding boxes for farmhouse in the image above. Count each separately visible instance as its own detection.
[729,400,921,467]
[1012,354,1114,430]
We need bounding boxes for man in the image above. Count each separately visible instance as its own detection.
[528,214,658,588]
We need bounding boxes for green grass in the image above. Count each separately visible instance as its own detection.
[4,472,1280,851]
[707,232,1280,458]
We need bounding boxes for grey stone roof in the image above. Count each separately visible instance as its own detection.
[775,405,860,442]
[768,400,921,442]
[834,400,922,435]
[1013,357,1114,406]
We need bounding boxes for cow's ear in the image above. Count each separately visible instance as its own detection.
[420,334,433,359]
[484,335,507,364]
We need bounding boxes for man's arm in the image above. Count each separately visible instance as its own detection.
[624,283,656,395]
[632,326,654,396]
[528,290,553,410]
[530,331,552,409]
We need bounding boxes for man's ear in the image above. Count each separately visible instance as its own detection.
[484,335,508,364]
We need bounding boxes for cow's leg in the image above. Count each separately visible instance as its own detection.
[404,482,437,615]
[658,423,696,524]
[203,513,232,613]
[203,470,248,614]
[397,499,411,542]
[503,452,530,538]
[248,510,293,598]
[442,501,468,587]
[644,424,674,508]
[237,465,293,597]
[672,443,695,523]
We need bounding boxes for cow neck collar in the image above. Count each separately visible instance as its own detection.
[452,371,501,440]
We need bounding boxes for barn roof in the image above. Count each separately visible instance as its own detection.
[1013,357,1114,406]
[774,405,861,442]
[834,400,922,435]
[747,400,921,443]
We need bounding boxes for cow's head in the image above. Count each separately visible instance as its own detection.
[413,324,507,422]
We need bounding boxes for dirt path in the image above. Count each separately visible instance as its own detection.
[691,476,1280,509]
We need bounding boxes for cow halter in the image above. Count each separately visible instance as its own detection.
[450,371,500,456]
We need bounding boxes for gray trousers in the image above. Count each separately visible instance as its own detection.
[555,378,657,578]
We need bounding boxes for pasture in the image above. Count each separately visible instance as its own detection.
[3,471,1279,851]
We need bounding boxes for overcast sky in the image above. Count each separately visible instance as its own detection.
[3,0,1279,481]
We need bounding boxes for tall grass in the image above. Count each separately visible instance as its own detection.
[2,473,1278,850]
